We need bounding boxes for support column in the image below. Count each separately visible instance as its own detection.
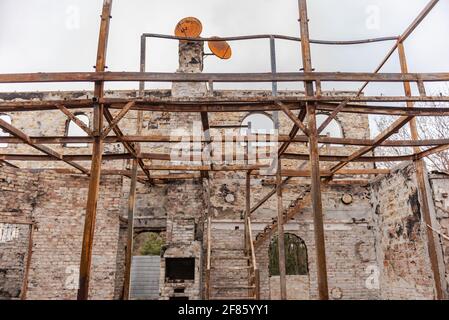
[245,170,251,252]
[77,0,112,300]
[276,158,287,300]
[298,0,329,300]
[398,42,444,299]
[122,159,138,299]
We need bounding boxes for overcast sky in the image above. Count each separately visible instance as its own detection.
[0,0,448,130]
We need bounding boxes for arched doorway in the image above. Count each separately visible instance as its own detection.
[268,233,310,299]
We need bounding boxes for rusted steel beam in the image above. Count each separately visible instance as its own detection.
[299,0,328,301]
[274,168,390,177]
[122,159,138,300]
[0,151,417,163]
[317,0,441,134]
[250,177,291,215]
[101,101,135,139]
[78,0,112,301]
[103,108,152,181]
[398,43,444,299]
[56,104,93,136]
[275,158,287,299]
[329,116,414,174]
[4,134,449,147]
[143,32,398,46]
[145,164,268,171]
[2,71,449,84]
[278,102,309,136]
[0,117,88,173]
[3,97,449,114]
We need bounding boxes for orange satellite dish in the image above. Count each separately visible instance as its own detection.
[174,17,203,38]
[208,37,232,60]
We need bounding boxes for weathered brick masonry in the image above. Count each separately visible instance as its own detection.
[0,165,125,299]
[370,163,447,299]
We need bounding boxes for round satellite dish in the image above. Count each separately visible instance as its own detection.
[174,17,203,38]
[208,37,232,59]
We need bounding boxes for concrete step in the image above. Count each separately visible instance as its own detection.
[211,266,251,271]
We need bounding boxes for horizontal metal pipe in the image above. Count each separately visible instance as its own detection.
[142,33,398,45]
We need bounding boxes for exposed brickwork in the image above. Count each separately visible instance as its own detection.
[0,165,125,300]
[429,172,449,296]
[370,163,442,299]
[0,223,29,299]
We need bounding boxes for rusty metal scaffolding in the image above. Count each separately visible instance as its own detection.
[0,0,448,300]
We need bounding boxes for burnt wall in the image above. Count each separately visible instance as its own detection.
[0,165,126,300]
[370,162,443,299]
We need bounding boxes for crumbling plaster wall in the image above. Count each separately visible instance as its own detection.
[429,172,449,296]
[0,165,126,300]
[370,162,444,299]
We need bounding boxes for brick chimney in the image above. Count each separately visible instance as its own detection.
[172,41,207,97]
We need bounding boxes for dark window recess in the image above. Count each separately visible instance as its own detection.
[165,258,195,281]
[174,288,185,293]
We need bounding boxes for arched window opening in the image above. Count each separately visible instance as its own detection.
[0,114,12,148]
[315,114,343,148]
[240,113,275,147]
[269,233,308,276]
[66,114,89,148]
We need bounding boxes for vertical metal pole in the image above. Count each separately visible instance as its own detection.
[139,35,146,96]
[298,0,329,300]
[270,37,286,298]
[245,170,251,252]
[398,42,444,300]
[270,36,278,97]
[276,156,287,300]
[78,0,112,300]
[123,159,138,300]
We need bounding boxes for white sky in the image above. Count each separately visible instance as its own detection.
[0,0,448,134]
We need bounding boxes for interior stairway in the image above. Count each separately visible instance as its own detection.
[208,227,257,300]
[205,187,311,300]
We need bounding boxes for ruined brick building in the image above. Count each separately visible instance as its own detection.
[1,0,449,300]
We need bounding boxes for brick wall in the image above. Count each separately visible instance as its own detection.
[0,165,125,300]
[370,162,441,299]
[253,184,379,300]
[429,172,449,297]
